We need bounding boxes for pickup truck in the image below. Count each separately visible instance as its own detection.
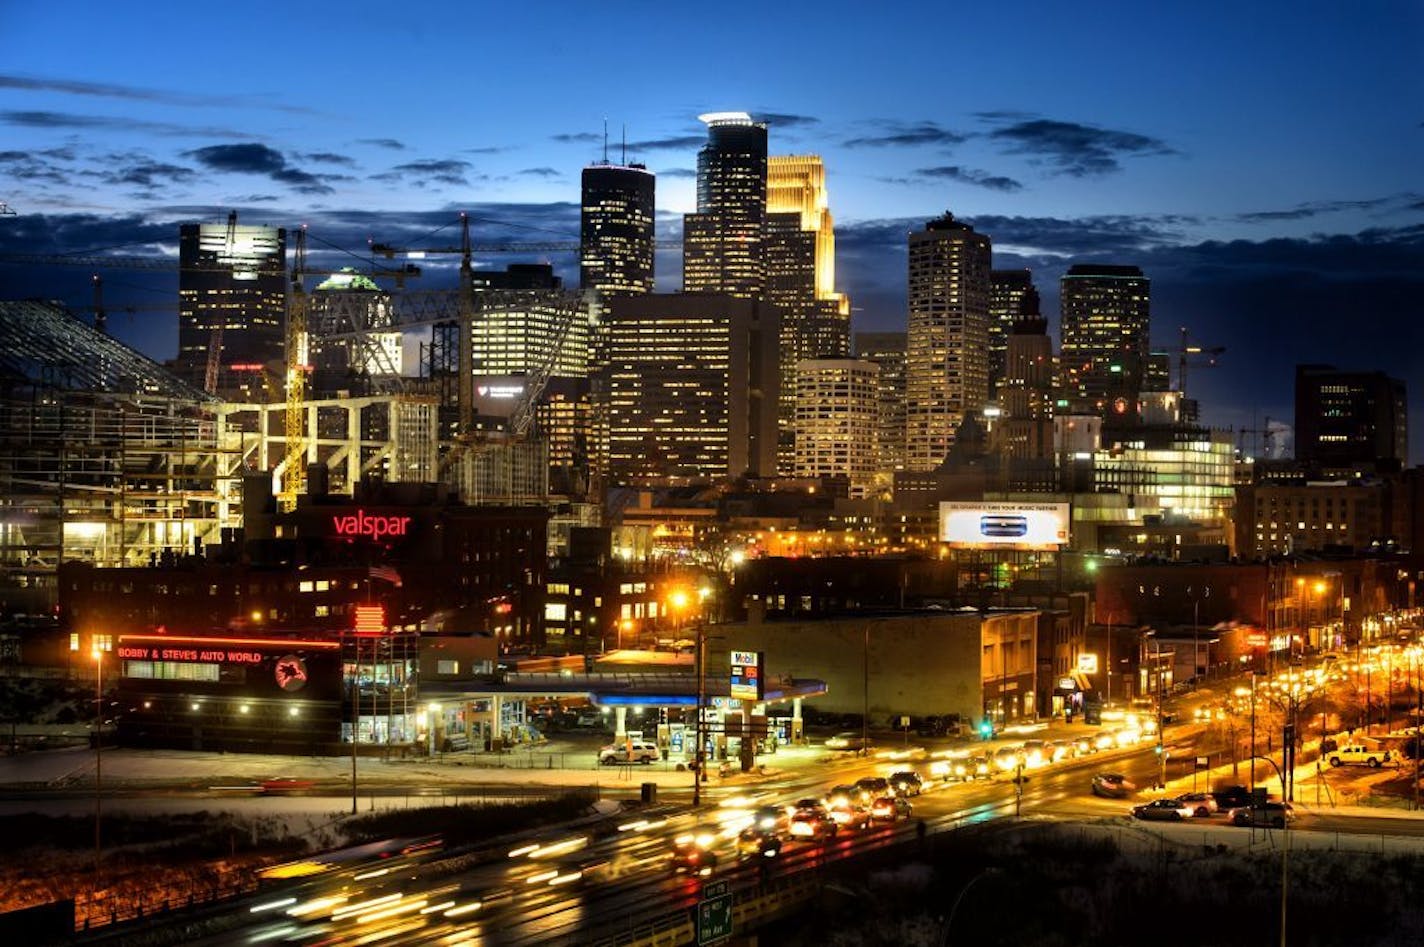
[1324,743,1392,768]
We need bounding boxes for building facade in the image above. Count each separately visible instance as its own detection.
[793,359,878,496]
[855,332,908,478]
[1294,365,1408,472]
[905,213,992,471]
[1059,264,1151,416]
[603,294,779,485]
[176,214,287,393]
[580,162,656,297]
[988,269,1040,397]
[682,112,768,299]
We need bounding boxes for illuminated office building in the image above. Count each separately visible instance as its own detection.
[905,213,992,471]
[988,269,1039,397]
[683,112,767,299]
[994,315,1056,461]
[604,294,778,485]
[1294,364,1408,472]
[793,359,878,496]
[580,162,655,296]
[766,155,851,471]
[1059,264,1151,416]
[854,332,908,474]
[176,214,286,393]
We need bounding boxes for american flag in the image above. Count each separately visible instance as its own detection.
[368,565,403,587]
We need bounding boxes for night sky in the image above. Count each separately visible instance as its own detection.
[1,1,1420,460]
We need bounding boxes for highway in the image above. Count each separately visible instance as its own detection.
[154,734,1424,947]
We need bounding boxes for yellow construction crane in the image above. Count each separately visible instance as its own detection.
[280,228,309,511]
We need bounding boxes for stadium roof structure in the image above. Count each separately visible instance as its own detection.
[0,299,215,402]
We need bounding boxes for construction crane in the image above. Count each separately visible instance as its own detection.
[0,201,16,216]
[1166,326,1225,401]
[280,228,310,511]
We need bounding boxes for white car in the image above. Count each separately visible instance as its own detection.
[599,740,659,765]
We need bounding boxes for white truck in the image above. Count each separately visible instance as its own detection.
[598,739,660,765]
[1325,743,1392,768]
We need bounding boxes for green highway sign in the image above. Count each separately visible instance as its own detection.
[696,889,733,945]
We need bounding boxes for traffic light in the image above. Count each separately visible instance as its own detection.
[978,717,994,740]
[1154,743,1163,756]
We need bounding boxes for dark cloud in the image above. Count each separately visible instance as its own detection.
[986,118,1174,176]
[657,167,697,179]
[185,143,334,194]
[1235,197,1393,223]
[518,167,560,178]
[356,138,406,150]
[551,132,601,144]
[230,194,280,203]
[371,159,472,187]
[0,73,314,113]
[625,134,706,153]
[755,112,820,129]
[916,166,1023,192]
[100,161,198,188]
[844,121,968,148]
[299,152,358,167]
[1,110,252,139]
[462,146,507,155]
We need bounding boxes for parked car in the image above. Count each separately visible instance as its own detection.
[1091,773,1136,799]
[871,795,913,822]
[825,732,873,752]
[1132,798,1194,821]
[889,770,923,796]
[1176,792,1218,817]
[598,739,659,765]
[1325,744,1392,768]
[1230,802,1293,828]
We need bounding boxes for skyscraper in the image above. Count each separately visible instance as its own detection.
[766,155,851,471]
[905,213,992,471]
[682,112,767,298]
[794,359,877,496]
[1294,364,1408,472]
[994,315,1056,461]
[988,269,1040,398]
[604,294,778,485]
[855,332,908,475]
[1059,264,1151,416]
[580,162,655,297]
[176,214,286,393]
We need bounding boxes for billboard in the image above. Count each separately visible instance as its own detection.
[729,650,764,701]
[940,502,1069,550]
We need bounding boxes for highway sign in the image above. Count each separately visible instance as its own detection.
[697,882,733,945]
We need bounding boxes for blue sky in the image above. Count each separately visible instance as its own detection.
[1,0,1421,458]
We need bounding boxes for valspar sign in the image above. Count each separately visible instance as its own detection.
[940,502,1069,550]
[331,509,412,541]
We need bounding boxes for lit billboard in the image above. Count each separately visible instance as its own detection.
[729,650,764,701]
[939,502,1069,550]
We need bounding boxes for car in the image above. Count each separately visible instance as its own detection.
[1020,740,1048,768]
[788,810,838,841]
[992,745,1024,772]
[823,785,857,808]
[1073,736,1096,756]
[751,804,791,834]
[575,709,604,728]
[889,770,923,796]
[1091,773,1137,799]
[870,795,912,822]
[1175,792,1218,817]
[825,732,873,752]
[794,798,830,816]
[828,802,871,830]
[598,739,659,765]
[853,776,890,801]
[1045,740,1075,763]
[670,832,719,874]
[915,715,949,737]
[735,827,782,859]
[1092,731,1118,751]
[1325,744,1392,768]
[1230,801,1293,828]
[1132,798,1194,821]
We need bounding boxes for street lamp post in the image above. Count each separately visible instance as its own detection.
[91,649,103,885]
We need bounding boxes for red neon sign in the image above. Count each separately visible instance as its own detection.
[353,604,386,635]
[332,509,412,541]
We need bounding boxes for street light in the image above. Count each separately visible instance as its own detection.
[91,648,103,885]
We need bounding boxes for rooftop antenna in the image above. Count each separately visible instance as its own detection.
[621,124,627,166]
[602,118,608,164]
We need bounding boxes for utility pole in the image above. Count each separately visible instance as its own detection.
[693,618,706,807]
[862,626,869,758]
[92,649,103,887]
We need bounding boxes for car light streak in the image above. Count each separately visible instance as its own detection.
[443,901,483,918]
[331,892,402,922]
[249,897,298,914]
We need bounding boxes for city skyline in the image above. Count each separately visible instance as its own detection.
[1,0,1421,458]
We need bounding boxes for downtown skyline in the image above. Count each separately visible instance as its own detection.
[1,0,1421,458]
